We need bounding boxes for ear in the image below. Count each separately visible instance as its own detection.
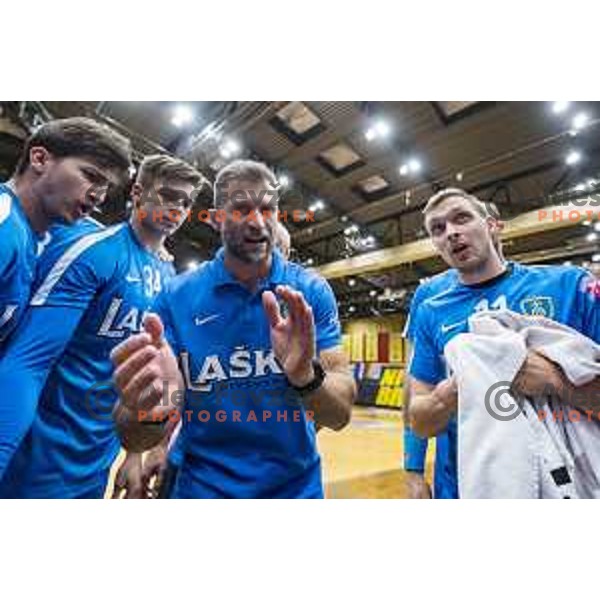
[28,146,52,173]
[130,182,143,209]
[486,216,500,235]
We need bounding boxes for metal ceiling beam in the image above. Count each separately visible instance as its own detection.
[292,119,600,248]
[512,241,599,265]
[0,118,27,139]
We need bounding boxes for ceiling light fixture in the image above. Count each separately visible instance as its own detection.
[552,101,571,114]
[565,150,582,166]
[171,104,194,127]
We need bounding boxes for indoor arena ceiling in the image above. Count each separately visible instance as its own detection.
[1,100,599,318]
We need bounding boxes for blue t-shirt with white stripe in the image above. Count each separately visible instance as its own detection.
[0,220,175,497]
[0,183,39,349]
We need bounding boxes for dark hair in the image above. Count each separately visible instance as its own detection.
[137,154,206,192]
[214,159,278,207]
[14,117,132,177]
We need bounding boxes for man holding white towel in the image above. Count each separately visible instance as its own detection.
[408,188,600,498]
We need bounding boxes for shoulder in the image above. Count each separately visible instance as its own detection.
[162,260,211,298]
[159,259,177,280]
[37,223,126,285]
[62,222,126,264]
[412,269,457,303]
[0,189,30,252]
[412,294,436,327]
[514,262,588,285]
[0,189,17,228]
[286,262,336,303]
[426,268,458,288]
[45,217,106,251]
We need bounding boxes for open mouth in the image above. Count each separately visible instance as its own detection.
[73,203,91,220]
[244,236,268,246]
[451,242,470,258]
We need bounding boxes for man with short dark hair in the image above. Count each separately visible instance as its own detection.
[0,154,204,498]
[110,159,356,499]
[0,117,131,347]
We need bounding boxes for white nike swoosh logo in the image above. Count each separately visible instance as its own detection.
[441,321,466,334]
[194,314,220,326]
[126,275,142,283]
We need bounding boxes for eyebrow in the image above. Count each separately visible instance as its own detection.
[427,216,445,229]
[83,165,106,179]
[157,187,190,200]
[432,206,472,222]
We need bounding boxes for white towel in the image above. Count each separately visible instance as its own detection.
[444,310,600,498]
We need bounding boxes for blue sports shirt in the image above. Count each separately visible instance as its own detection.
[409,262,600,498]
[153,248,341,498]
[0,183,40,348]
[0,221,175,497]
[403,269,457,498]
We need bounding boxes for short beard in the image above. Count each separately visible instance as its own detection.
[224,235,271,264]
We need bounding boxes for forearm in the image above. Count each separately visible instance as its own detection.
[0,307,82,477]
[512,351,600,414]
[114,403,171,452]
[302,371,355,431]
[562,376,600,414]
[143,421,175,459]
[0,368,46,477]
[114,378,183,452]
[409,388,455,438]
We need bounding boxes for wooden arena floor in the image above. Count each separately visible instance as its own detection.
[320,406,435,499]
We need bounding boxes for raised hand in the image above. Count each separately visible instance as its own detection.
[262,285,316,387]
[110,313,180,414]
[110,314,182,451]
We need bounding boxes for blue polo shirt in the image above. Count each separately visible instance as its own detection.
[153,249,341,498]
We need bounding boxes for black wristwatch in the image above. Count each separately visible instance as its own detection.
[289,358,326,396]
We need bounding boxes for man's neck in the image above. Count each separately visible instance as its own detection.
[224,250,271,292]
[7,174,50,234]
[458,253,506,286]
[129,214,167,253]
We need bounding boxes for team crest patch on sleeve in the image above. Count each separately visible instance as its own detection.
[519,296,555,318]
[0,193,12,225]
